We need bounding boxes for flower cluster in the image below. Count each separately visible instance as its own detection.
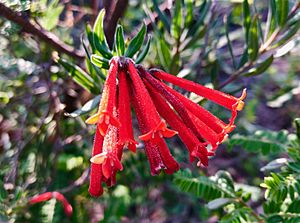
[87,57,246,197]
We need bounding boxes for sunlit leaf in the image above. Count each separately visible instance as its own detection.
[115,25,125,56]
[135,36,152,64]
[125,23,146,58]
[248,16,259,61]
[243,55,273,76]
[91,54,110,69]
[171,0,183,40]
[64,95,101,118]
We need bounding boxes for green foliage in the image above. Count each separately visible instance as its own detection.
[227,130,289,155]
[125,23,147,58]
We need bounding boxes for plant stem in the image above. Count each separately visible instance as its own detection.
[0,2,85,60]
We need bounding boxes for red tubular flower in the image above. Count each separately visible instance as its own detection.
[130,78,179,175]
[28,192,73,217]
[86,58,120,135]
[127,60,177,142]
[117,69,138,153]
[86,56,246,197]
[160,82,234,133]
[145,82,209,166]
[88,124,104,197]
[151,69,246,111]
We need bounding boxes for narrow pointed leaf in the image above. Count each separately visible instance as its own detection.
[115,25,125,56]
[171,0,183,40]
[277,0,289,27]
[125,23,146,58]
[91,55,110,69]
[152,0,171,31]
[65,95,101,118]
[93,10,113,58]
[273,21,300,48]
[264,0,277,40]
[156,37,171,70]
[188,0,210,36]
[57,58,99,94]
[243,0,251,42]
[248,16,259,61]
[243,55,273,76]
[184,0,193,27]
[82,36,106,81]
[85,24,96,53]
[135,36,152,64]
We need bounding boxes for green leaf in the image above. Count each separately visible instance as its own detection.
[135,36,152,64]
[93,10,113,59]
[39,0,64,31]
[267,215,284,223]
[248,16,259,61]
[125,23,147,58]
[207,198,232,210]
[82,36,106,81]
[184,0,193,27]
[277,0,289,27]
[115,25,125,56]
[265,0,278,40]
[227,130,288,155]
[56,57,99,94]
[85,24,96,53]
[173,170,236,201]
[171,0,183,40]
[188,0,210,36]
[243,0,251,42]
[156,37,171,71]
[91,54,110,69]
[64,95,101,118]
[152,0,171,31]
[273,21,300,48]
[0,181,7,202]
[287,199,300,213]
[287,162,300,173]
[181,25,207,51]
[243,55,273,76]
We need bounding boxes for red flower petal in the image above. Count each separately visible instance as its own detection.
[128,61,176,141]
[117,68,138,152]
[146,81,209,165]
[151,69,246,111]
[52,192,73,217]
[28,192,52,204]
[88,124,104,197]
[86,58,120,135]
